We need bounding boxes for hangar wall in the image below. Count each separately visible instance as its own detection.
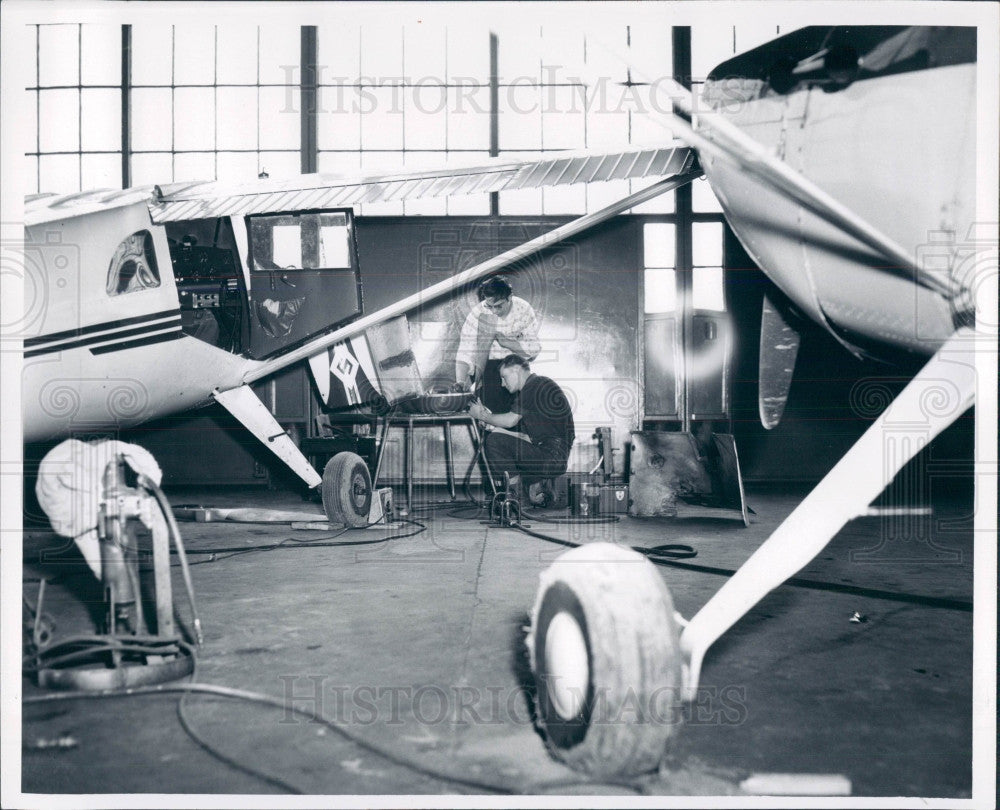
[29,18,975,488]
[355,216,643,479]
[124,214,979,490]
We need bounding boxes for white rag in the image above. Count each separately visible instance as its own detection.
[35,439,163,579]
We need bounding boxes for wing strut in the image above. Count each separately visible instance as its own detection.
[679,327,977,700]
[245,169,702,384]
[213,385,323,488]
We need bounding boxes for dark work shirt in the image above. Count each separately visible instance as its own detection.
[511,374,575,447]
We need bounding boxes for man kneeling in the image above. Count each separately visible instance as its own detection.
[468,355,574,506]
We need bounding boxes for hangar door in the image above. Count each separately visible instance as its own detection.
[643,222,731,422]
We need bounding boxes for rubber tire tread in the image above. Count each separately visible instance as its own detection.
[322,452,371,528]
[527,542,683,778]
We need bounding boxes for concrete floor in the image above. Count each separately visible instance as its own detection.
[20,481,974,799]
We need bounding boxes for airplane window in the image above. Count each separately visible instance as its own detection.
[272,225,302,268]
[106,230,160,296]
[251,212,352,271]
[319,224,351,268]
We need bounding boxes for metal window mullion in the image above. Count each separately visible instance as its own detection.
[444,26,450,156]
[170,25,176,181]
[489,32,499,216]
[214,27,219,181]
[301,26,318,175]
[673,25,693,431]
[77,24,82,190]
[256,26,262,174]
[121,25,131,188]
[35,26,41,191]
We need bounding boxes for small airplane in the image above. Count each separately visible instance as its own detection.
[18,25,991,778]
[22,143,698,520]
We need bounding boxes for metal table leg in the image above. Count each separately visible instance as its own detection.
[406,417,414,509]
[372,413,393,490]
[467,418,497,498]
[443,420,456,500]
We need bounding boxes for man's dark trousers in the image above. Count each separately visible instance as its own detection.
[483,431,569,486]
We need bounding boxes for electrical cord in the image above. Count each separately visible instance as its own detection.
[519,509,621,525]
[24,634,186,672]
[644,557,975,611]
[176,645,306,794]
[138,473,203,644]
[173,518,427,563]
[405,498,478,513]
[502,515,971,611]
[23,669,647,796]
[511,521,698,560]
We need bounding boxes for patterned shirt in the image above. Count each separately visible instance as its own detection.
[455,295,541,371]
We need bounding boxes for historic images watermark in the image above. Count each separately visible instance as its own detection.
[2,227,81,348]
[276,64,744,118]
[277,674,748,728]
[914,222,998,344]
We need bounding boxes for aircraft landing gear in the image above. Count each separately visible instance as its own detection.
[322,452,372,528]
[528,328,978,778]
[528,543,684,778]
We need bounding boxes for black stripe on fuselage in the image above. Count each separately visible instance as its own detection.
[24,315,183,358]
[89,329,185,355]
[23,309,182,348]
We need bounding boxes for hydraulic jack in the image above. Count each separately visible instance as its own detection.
[30,455,201,690]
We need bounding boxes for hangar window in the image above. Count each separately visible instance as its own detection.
[106,230,160,295]
[644,269,677,314]
[692,222,725,311]
[643,223,677,313]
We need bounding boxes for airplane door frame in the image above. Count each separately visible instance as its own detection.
[244,208,363,360]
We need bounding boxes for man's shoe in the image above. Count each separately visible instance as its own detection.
[528,480,553,508]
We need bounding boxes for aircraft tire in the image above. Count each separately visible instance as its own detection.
[322,452,372,528]
[528,542,683,778]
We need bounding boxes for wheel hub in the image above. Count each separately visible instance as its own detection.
[544,611,589,719]
[351,473,367,509]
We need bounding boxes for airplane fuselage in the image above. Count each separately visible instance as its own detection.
[701,26,976,358]
[22,199,262,442]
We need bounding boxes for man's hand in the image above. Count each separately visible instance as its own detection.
[468,399,492,422]
[494,334,521,352]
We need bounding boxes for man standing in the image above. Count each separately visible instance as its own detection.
[468,355,574,506]
[455,275,540,412]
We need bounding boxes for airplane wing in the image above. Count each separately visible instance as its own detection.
[243,169,702,384]
[149,145,694,222]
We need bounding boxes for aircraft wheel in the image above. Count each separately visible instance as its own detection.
[322,452,372,528]
[527,542,683,778]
